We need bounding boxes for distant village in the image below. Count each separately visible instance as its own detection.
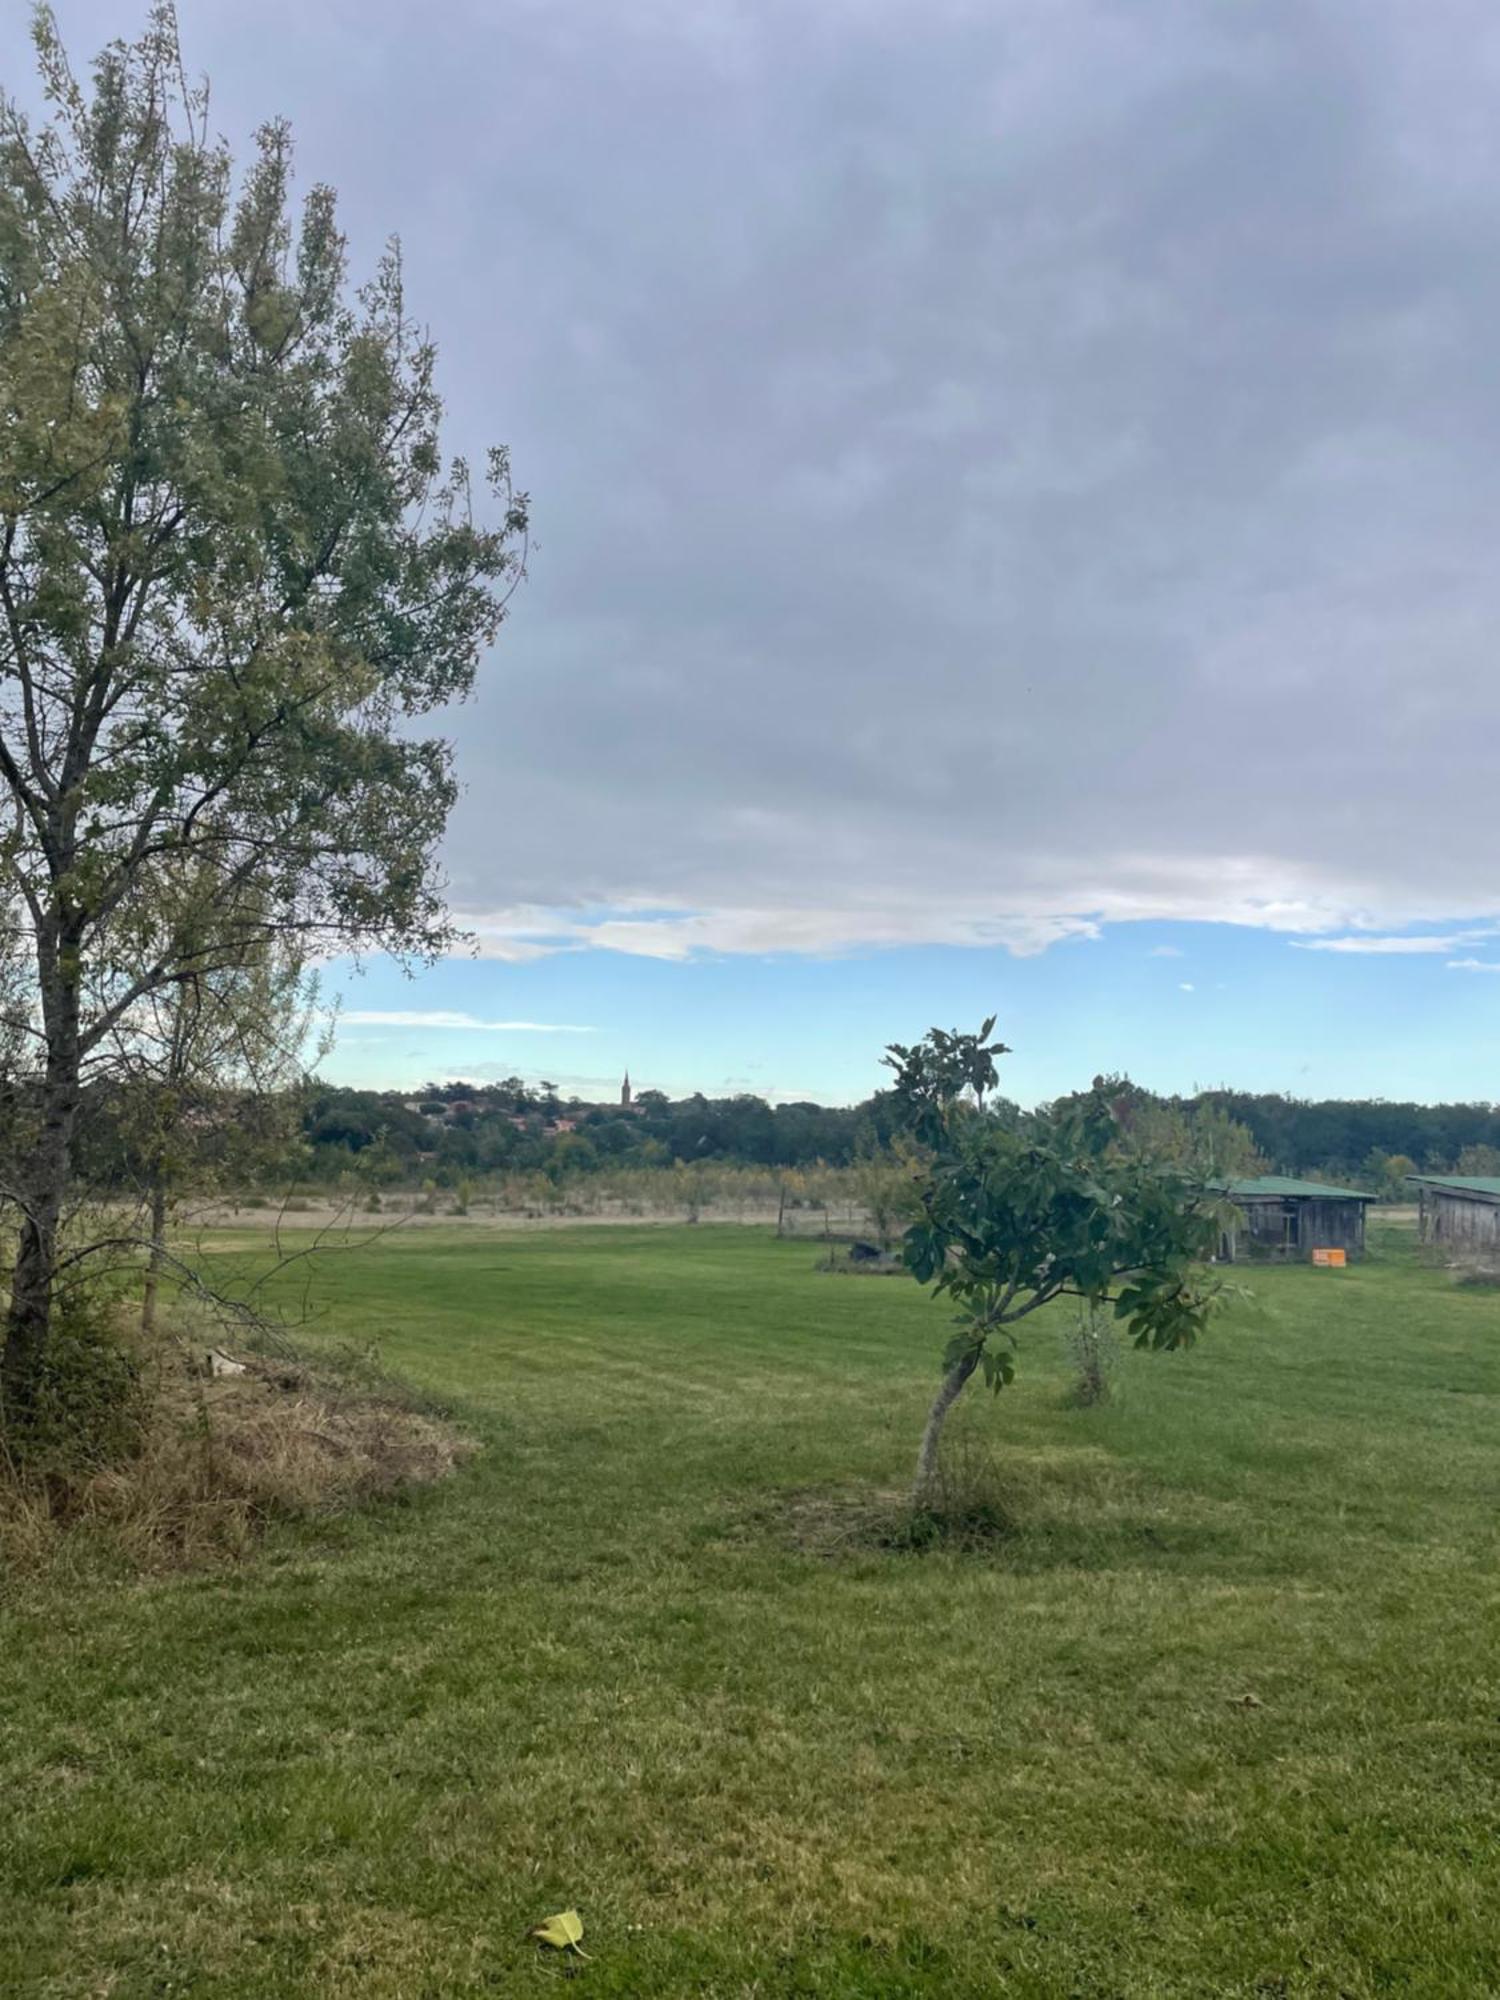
[397,1072,647,1139]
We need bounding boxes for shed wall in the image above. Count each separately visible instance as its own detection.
[1424,1190,1500,1251]
[1222,1196,1367,1263]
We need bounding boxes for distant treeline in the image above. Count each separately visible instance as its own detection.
[290,1076,1500,1190]
[300,1079,885,1181]
[1187,1089,1500,1185]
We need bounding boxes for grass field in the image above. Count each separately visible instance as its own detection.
[3,1219,1499,1996]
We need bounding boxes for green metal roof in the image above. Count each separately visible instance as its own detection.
[1404,1174,1500,1200]
[1212,1175,1373,1203]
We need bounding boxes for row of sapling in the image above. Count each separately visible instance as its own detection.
[0,6,526,1440]
[884,1020,1234,1505]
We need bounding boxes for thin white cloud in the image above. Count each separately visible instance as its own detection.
[1179,982,1196,992]
[1150,945,1185,958]
[1295,935,1476,955]
[460,938,561,965]
[1447,959,1500,974]
[457,872,1429,964]
[339,1010,596,1032]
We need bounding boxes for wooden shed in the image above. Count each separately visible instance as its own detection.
[1406,1175,1500,1253]
[1212,1175,1373,1264]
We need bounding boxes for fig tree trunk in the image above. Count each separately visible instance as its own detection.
[912,1346,981,1504]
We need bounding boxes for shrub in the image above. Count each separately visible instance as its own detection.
[4,1290,151,1479]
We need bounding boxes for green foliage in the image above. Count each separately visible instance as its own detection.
[5,1288,147,1472]
[0,5,527,1403]
[1121,1095,1266,1178]
[1364,1149,1419,1202]
[1193,1090,1500,1180]
[890,1026,1226,1464]
[0,8,526,973]
[881,1016,1009,1143]
[672,1159,709,1222]
[849,1142,921,1250]
[201,1072,1500,1196]
[290,1079,886,1182]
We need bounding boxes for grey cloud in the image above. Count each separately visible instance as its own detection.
[31,1,1500,950]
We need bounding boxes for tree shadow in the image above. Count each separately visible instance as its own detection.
[753,1440,1257,1577]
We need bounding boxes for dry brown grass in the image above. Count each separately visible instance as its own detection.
[1,1337,474,1574]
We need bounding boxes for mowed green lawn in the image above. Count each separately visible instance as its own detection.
[4,1220,1500,1997]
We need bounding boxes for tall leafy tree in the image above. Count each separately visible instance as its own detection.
[0,8,527,1414]
[1116,1093,1266,1179]
[886,1024,1229,1503]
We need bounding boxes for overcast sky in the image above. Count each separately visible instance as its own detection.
[17,2,1500,1098]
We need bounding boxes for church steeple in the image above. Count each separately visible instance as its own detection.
[620,1070,632,1108]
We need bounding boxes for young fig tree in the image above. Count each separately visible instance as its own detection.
[885,1024,1228,1505]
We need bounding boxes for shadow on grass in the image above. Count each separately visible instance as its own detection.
[739,1438,1251,1575]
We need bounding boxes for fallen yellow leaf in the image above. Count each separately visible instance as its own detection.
[530,1909,588,1956]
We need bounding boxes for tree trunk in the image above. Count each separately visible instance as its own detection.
[912,1347,982,1505]
[140,1175,169,1337]
[3,955,82,1420]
